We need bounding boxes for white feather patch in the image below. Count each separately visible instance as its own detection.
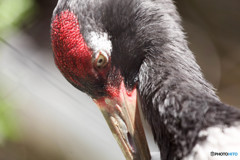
[184,123,240,160]
[88,32,112,56]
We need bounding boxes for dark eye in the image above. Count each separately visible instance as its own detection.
[94,52,108,69]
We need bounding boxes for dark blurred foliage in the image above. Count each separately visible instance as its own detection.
[21,0,58,48]
[176,0,240,106]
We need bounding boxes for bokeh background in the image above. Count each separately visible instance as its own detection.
[0,0,239,159]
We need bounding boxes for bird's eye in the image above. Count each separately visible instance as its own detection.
[94,52,108,69]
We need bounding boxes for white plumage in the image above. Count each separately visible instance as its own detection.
[184,123,240,160]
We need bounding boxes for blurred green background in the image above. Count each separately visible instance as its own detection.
[0,0,239,159]
[0,0,34,34]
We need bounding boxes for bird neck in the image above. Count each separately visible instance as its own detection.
[137,28,220,159]
[138,50,219,159]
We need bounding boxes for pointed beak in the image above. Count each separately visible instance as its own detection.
[93,81,151,160]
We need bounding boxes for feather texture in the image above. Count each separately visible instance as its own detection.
[184,124,240,160]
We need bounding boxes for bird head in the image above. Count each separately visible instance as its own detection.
[51,10,114,98]
[51,1,150,159]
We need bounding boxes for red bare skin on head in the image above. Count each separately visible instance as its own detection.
[51,10,93,87]
[51,11,137,113]
[51,10,120,98]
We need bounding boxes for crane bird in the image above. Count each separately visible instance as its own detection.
[51,0,240,159]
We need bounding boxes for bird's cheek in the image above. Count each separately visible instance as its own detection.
[95,64,111,80]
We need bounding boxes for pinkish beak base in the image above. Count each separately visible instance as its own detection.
[93,81,151,160]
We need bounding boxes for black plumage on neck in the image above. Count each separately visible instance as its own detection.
[102,0,240,159]
[102,1,240,158]
[133,1,240,159]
